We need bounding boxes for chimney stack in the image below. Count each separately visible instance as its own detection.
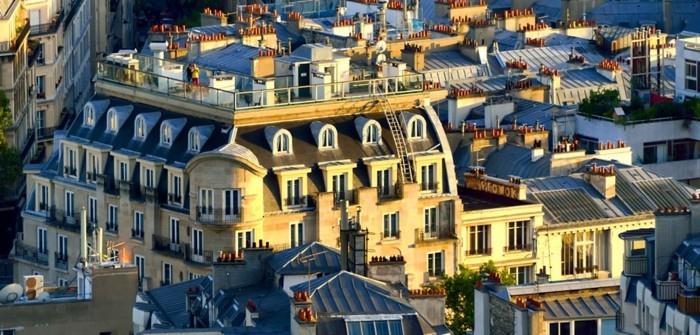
[584,163,616,199]
[401,44,425,71]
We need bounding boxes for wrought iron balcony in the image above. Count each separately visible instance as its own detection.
[55,252,69,271]
[656,280,682,301]
[415,228,456,244]
[465,248,492,256]
[185,245,214,265]
[195,207,241,225]
[131,228,144,240]
[380,231,401,240]
[504,244,533,252]
[152,234,185,258]
[13,241,49,266]
[106,221,118,234]
[30,10,65,36]
[623,255,648,276]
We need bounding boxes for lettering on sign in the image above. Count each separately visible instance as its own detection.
[465,175,521,199]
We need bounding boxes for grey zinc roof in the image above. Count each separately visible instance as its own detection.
[595,26,634,42]
[541,293,620,320]
[483,144,551,179]
[532,188,610,222]
[496,46,605,72]
[146,277,213,328]
[556,67,627,104]
[290,271,416,315]
[194,43,260,75]
[268,242,342,275]
[589,2,661,28]
[676,237,700,270]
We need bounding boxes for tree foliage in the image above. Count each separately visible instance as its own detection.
[0,91,21,197]
[436,261,516,334]
[578,89,621,118]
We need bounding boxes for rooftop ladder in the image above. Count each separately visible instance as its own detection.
[377,93,415,184]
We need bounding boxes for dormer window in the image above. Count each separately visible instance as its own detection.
[83,105,95,127]
[108,110,118,132]
[161,123,172,146]
[408,117,425,140]
[135,116,146,139]
[364,123,380,144]
[274,131,292,154]
[188,129,200,152]
[320,127,337,149]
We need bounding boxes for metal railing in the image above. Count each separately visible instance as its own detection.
[380,231,401,240]
[131,228,144,240]
[0,21,29,53]
[99,174,119,195]
[415,228,455,244]
[465,248,492,256]
[106,221,118,234]
[30,10,65,36]
[97,60,425,111]
[623,255,648,276]
[152,234,185,258]
[13,241,49,266]
[656,280,682,300]
[504,244,533,252]
[55,252,69,271]
[186,246,214,265]
[195,207,241,225]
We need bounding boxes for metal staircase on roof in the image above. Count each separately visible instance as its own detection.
[376,92,415,184]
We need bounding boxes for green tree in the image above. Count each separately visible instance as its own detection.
[437,261,515,334]
[0,91,21,198]
[579,88,621,118]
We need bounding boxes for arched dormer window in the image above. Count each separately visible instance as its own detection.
[320,126,337,149]
[135,116,146,139]
[188,128,200,152]
[107,110,118,132]
[83,105,95,127]
[161,123,172,146]
[408,117,425,140]
[273,130,292,154]
[363,122,381,145]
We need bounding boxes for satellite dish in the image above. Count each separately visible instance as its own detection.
[37,292,50,302]
[376,53,387,65]
[376,39,387,53]
[0,284,24,304]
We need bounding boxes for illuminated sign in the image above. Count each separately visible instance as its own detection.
[465,174,522,200]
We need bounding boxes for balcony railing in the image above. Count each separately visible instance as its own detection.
[623,255,648,276]
[185,245,214,265]
[168,193,182,204]
[106,221,118,234]
[131,228,144,240]
[62,166,77,177]
[30,10,65,36]
[504,244,533,253]
[196,207,241,225]
[615,311,624,331]
[152,234,185,258]
[415,228,455,244]
[656,280,682,301]
[55,252,69,271]
[97,60,425,111]
[465,248,492,256]
[678,291,700,315]
[99,174,119,195]
[50,208,93,233]
[13,241,49,266]
[380,231,401,240]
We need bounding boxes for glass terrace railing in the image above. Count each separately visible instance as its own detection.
[97,60,425,111]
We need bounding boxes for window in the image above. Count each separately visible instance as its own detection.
[237,230,254,252]
[506,220,529,251]
[549,321,571,335]
[57,235,68,259]
[686,60,698,92]
[58,278,68,287]
[36,75,45,97]
[135,116,146,139]
[64,146,77,177]
[286,178,302,206]
[408,118,424,139]
[222,189,240,220]
[65,191,74,217]
[170,174,182,204]
[376,168,391,197]
[320,127,336,149]
[290,222,304,247]
[118,161,129,181]
[84,106,95,127]
[144,168,155,188]
[162,263,173,286]
[87,152,99,182]
[383,212,399,239]
[108,205,118,232]
[107,110,118,132]
[160,124,172,145]
[169,217,180,244]
[37,227,47,254]
[192,229,203,260]
[427,251,444,277]
[132,211,144,239]
[562,231,606,276]
[468,225,490,255]
[37,184,49,212]
[88,197,97,224]
[274,131,291,154]
[188,129,200,152]
[364,123,380,144]
[509,266,532,285]
[37,110,45,130]
[642,144,658,164]
[420,164,437,192]
[199,188,213,215]
[346,320,403,335]
[135,255,145,281]
[332,173,347,201]
[423,207,437,237]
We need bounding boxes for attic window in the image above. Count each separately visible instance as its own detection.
[189,128,200,152]
[363,122,380,145]
[319,126,337,150]
[83,105,95,127]
[161,123,172,146]
[274,130,292,154]
[408,117,425,140]
[107,110,118,132]
[135,116,146,139]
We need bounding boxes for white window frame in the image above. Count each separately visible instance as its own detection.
[88,197,97,224]
[427,251,444,277]
[84,105,94,127]
[290,222,304,248]
[135,255,145,280]
[507,220,529,251]
[57,234,68,258]
[188,129,200,152]
[286,177,303,207]
[363,123,380,145]
[65,191,74,217]
[376,168,392,197]
[37,227,48,254]
[236,230,254,252]
[273,131,292,154]
[319,126,337,150]
[199,188,214,216]
[133,211,144,239]
[423,207,438,237]
[143,167,155,188]
[135,116,146,139]
[383,212,399,239]
[119,161,129,182]
[170,173,182,205]
[509,265,532,285]
[223,189,240,219]
[192,228,204,262]
[108,204,118,231]
[37,183,49,212]
[160,124,172,145]
[408,118,425,140]
[87,152,100,183]
[107,110,118,132]
[331,173,348,201]
[162,262,173,285]
[420,163,437,192]
[468,224,490,255]
[64,146,78,178]
[169,217,180,244]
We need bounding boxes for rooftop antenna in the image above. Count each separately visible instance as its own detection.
[296,250,328,296]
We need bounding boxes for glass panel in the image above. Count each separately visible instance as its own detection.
[347,321,362,335]
[361,321,376,335]
[388,320,403,335]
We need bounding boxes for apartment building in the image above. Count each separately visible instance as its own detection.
[14,76,459,290]
[0,0,36,160]
[675,36,700,100]
[91,0,134,59]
